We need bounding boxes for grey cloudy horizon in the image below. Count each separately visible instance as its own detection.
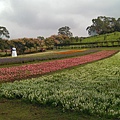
[0,0,120,39]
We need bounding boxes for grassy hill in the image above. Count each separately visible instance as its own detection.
[81,32,120,43]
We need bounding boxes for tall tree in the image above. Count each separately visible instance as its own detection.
[115,18,120,32]
[58,26,73,37]
[86,16,117,35]
[0,26,10,39]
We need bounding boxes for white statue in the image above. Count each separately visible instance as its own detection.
[12,47,17,57]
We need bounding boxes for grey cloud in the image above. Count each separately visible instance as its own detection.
[1,0,77,30]
[0,0,120,39]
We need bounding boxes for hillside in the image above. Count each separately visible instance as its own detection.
[81,32,120,43]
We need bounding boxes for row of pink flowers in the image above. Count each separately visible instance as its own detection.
[0,50,118,82]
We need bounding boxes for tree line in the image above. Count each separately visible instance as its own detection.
[0,35,74,55]
[0,16,120,55]
[0,25,77,55]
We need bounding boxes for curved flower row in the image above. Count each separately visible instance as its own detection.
[0,50,118,82]
[0,49,98,65]
[55,49,86,54]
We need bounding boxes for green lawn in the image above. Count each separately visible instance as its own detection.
[81,32,120,43]
[0,98,113,120]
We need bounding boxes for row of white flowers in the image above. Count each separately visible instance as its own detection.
[0,52,120,118]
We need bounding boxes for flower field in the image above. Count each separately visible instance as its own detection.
[0,49,98,65]
[0,51,120,119]
[0,50,118,82]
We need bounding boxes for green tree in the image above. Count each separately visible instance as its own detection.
[75,36,79,42]
[86,16,117,35]
[33,38,42,51]
[115,18,120,32]
[0,39,4,50]
[44,37,55,49]
[11,39,26,54]
[58,26,73,37]
[37,36,44,40]
[0,26,10,39]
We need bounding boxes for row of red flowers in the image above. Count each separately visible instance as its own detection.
[0,50,118,82]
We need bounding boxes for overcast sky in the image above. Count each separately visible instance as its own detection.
[0,0,120,39]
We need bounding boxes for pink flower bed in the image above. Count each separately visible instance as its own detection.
[0,50,118,82]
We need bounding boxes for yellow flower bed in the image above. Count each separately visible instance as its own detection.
[55,49,86,54]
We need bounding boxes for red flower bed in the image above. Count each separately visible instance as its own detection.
[0,50,118,82]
